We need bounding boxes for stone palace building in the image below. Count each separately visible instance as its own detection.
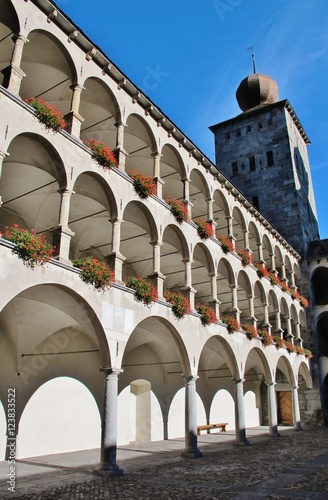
[0,0,327,475]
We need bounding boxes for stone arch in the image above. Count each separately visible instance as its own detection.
[192,242,215,306]
[20,29,77,116]
[290,302,299,338]
[121,200,158,279]
[254,280,266,328]
[162,224,190,293]
[119,316,191,442]
[0,0,20,88]
[217,257,235,316]
[237,269,252,325]
[69,171,118,261]
[248,220,261,261]
[274,245,284,278]
[198,334,240,424]
[189,168,210,219]
[17,377,101,458]
[79,76,121,148]
[311,267,328,305]
[213,188,230,239]
[232,206,246,251]
[125,113,157,176]
[160,144,186,200]
[280,296,290,340]
[262,233,273,269]
[317,312,328,357]
[268,289,280,333]
[0,133,66,243]
[284,254,293,285]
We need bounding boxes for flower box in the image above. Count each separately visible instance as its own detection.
[25,98,66,131]
[193,218,214,240]
[129,170,157,198]
[124,276,158,305]
[2,224,55,268]
[273,336,286,349]
[221,316,240,334]
[254,262,269,279]
[165,197,189,223]
[285,341,297,353]
[164,291,191,319]
[237,249,252,266]
[74,256,114,291]
[242,324,259,340]
[259,330,274,346]
[219,235,235,253]
[84,139,117,169]
[196,304,217,326]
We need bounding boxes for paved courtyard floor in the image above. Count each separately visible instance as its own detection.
[1,426,328,499]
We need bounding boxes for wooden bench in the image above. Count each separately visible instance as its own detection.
[197,422,228,436]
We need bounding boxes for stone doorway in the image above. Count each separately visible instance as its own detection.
[277,391,293,425]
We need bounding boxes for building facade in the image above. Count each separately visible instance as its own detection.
[0,0,323,474]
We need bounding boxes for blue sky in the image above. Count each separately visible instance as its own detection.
[56,0,328,238]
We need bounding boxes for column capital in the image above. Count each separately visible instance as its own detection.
[182,374,198,383]
[100,367,123,376]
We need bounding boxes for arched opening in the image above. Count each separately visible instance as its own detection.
[217,258,234,317]
[168,388,206,439]
[20,30,76,117]
[317,313,328,357]
[248,221,261,261]
[80,77,120,148]
[254,281,266,328]
[125,114,156,177]
[244,348,272,428]
[262,234,273,269]
[213,189,230,239]
[275,357,294,426]
[210,389,235,430]
[189,169,210,220]
[17,377,101,458]
[232,206,246,251]
[312,267,328,305]
[161,144,185,201]
[192,243,215,307]
[0,0,20,87]
[161,224,189,293]
[237,270,252,325]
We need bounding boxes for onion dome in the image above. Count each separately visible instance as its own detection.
[236,73,279,112]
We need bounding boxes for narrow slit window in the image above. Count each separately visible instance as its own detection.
[266,150,274,166]
[249,156,256,172]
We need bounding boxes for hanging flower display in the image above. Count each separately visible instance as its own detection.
[285,341,297,354]
[124,276,158,305]
[259,330,274,346]
[74,256,114,291]
[84,139,117,169]
[193,218,214,240]
[196,304,217,326]
[242,324,259,340]
[221,316,240,334]
[254,262,269,279]
[25,97,66,131]
[273,336,286,349]
[237,248,252,265]
[268,272,280,286]
[129,170,157,198]
[165,197,189,223]
[164,291,191,319]
[2,224,55,268]
[218,234,235,253]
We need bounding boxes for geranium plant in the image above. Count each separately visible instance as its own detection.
[74,256,114,291]
[296,346,306,356]
[164,291,191,319]
[259,330,274,346]
[129,170,157,199]
[268,272,280,286]
[124,276,158,305]
[84,139,117,169]
[25,97,66,131]
[304,349,313,359]
[2,224,55,268]
[196,304,217,326]
[300,296,309,308]
[165,197,189,224]
[219,234,235,253]
[221,316,240,334]
[285,341,297,354]
[254,262,269,279]
[243,324,259,340]
[193,218,214,240]
[273,335,286,349]
[237,249,252,266]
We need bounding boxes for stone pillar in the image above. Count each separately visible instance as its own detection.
[0,149,9,206]
[257,242,264,262]
[262,302,271,333]
[99,368,123,475]
[148,242,165,298]
[65,84,85,137]
[231,285,240,322]
[269,253,276,273]
[280,262,287,282]
[106,218,125,282]
[51,188,75,263]
[267,382,280,437]
[182,259,196,310]
[182,178,192,218]
[274,310,284,337]
[2,34,28,95]
[181,375,202,458]
[291,386,302,431]
[226,215,233,238]
[234,378,249,445]
[285,316,293,342]
[208,273,220,318]
[151,153,164,198]
[207,198,214,222]
[243,229,250,250]
[114,122,128,171]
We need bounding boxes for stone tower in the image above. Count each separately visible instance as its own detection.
[209,73,320,257]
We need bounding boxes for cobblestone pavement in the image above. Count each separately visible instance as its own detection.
[1,427,328,499]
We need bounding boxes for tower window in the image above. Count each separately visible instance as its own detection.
[232,161,238,177]
[252,196,259,209]
[266,150,274,166]
[249,156,256,172]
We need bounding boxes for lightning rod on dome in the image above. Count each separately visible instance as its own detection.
[247,46,257,74]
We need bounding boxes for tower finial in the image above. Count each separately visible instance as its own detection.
[247,46,257,74]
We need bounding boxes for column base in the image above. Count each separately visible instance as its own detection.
[181,447,203,458]
[293,424,303,431]
[234,438,250,446]
[268,430,281,437]
[96,463,124,477]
